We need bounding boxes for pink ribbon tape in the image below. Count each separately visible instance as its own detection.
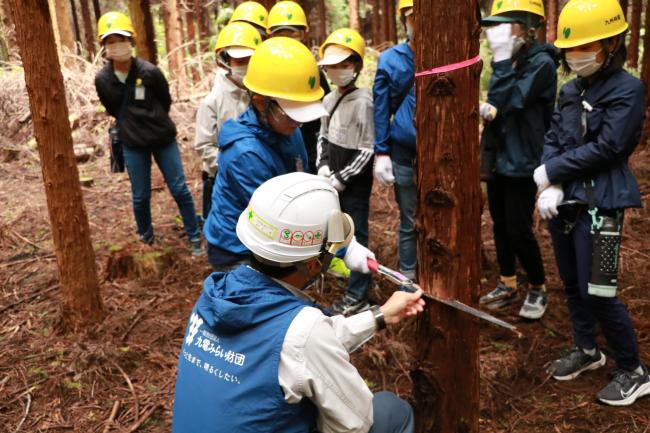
[415,55,482,78]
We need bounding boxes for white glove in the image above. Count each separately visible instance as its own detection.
[533,164,550,191]
[318,165,332,177]
[537,185,564,220]
[343,237,376,274]
[486,24,514,62]
[480,102,498,122]
[330,174,346,192]
[374,155,395,185]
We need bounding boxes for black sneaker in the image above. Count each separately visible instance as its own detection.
[331,295,371,316]
[189,237,205,258]
[479,282,516,305]
[550,347,606,381]
[597,365,650,406]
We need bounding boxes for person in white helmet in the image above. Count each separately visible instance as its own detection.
[173,172,424,433]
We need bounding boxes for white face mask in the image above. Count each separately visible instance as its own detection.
[229,65,248,84]
[566,50,603,77]
[406,22,414,40]
[105,41,133,62]
[326,67,356,88]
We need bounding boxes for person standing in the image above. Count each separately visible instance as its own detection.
[478,0,558,319]
[373,0,416,282]
[194,22,260,222]
[94,12,202,255]
[536,0,650,406]
[316,29,375,315]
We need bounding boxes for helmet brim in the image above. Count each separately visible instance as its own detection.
[276,98,328,123]
[226,47,255,58]
[481,15,518,26]
[317,45,354,66]
[101,30,133,40]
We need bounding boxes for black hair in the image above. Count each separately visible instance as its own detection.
[249,255,299,279]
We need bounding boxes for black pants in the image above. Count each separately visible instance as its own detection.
[487,174,545,285]
[201,171,216,222]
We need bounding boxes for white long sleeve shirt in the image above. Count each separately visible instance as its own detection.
[194,68,249,176]
[276,281,377,433]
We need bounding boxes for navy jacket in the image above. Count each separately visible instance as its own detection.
[172,266,316,433]
[542,70,644,210]
[373,42,416,166]
[485,42,558,177]
[203,108,308,259]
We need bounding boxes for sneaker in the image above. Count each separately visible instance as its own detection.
[138,233,155,246]
[550,347,606,381]
[327,257,351,279]
[331,295,371,316]
[189,238,205,258]
[519,289,549,320]
[479,282,516,305]
[597,365,650,406]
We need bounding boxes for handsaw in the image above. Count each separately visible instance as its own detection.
[368,259,521,336]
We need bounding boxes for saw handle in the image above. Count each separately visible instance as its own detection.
[367,258,379,273]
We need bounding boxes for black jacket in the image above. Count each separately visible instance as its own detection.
[95,57,177,148]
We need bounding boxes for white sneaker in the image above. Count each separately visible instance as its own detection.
[519,290,548,320]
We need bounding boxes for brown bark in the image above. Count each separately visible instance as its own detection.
[0,0,17,61]
[129,0,157,64]
[620,0,628,18]
[195,0,209,53]
[316,0,327,45]
[185,7,201,83]
[7,0,103,329]
[52,0,76,53]
[162,0,189,94]
[69,0,81,53]
[546,0,558,43]
[413,0,481,431]
[92,0,100,22]
[369,0,379,45]
[350,0,360,31]
[628,0,641,67]
[387,0,397,44]
[79,0,95,58]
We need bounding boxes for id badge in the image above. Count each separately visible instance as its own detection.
[135,85,145,101]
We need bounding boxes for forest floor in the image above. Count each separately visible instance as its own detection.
[2,64,650,432]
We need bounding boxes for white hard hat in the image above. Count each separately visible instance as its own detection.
[236,172,349,264]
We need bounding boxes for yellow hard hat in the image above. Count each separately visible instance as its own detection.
[489,0,545,18]
[229,1,268,30]
[267,1,309,32]
[397,0,414,13]
[97,11,136,41]
[215,22,262,57]
[318,28,365,65]
[555,0,628,49]
[244,37,324,102]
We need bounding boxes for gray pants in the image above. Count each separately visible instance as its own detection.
[369,392,414,433]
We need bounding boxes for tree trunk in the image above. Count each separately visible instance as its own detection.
[0,0,17,62]
[7,0,103,329]
[620,0,628,18]
[316,0,327,44]
[69,0,81,53]
[129,0,157,64]
[350,0,360,31]
[370,0,380,46]
[185,7,201,83]
[92,0,100,22]
[413,0,481,431]
[195,0,209,53]
[380,0,389,45]
[161,0,188,95]
[79,0,95,58]
[546,0,558,43]
[628,0,641,68]
[51,0,75,53]
[387,0,397,44]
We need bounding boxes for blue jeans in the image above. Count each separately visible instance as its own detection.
[339,186,372,300]
[123,142,200,242]
[369,391,414,433]
[549,210,640,371]
[392,162,417,280]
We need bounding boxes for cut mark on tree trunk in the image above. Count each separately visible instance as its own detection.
[427,77,455,97]
[425,188,454,208]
